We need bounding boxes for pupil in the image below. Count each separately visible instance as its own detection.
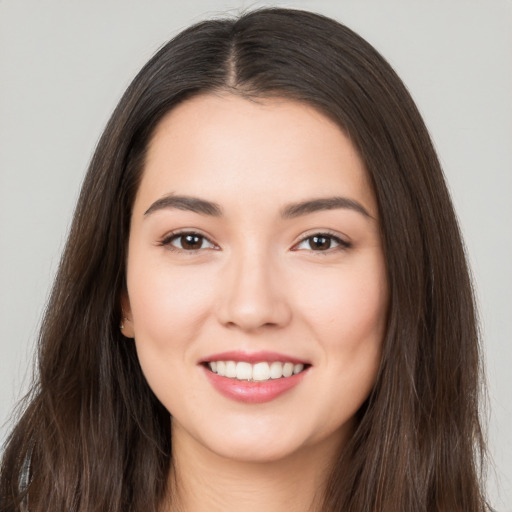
[183,234,202,249]
[311,235,330,250]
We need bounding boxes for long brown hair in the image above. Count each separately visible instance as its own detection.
[1,8,488,512]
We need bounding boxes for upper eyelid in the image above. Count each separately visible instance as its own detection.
[293,229,350,246]
[159,231,219,253]
[161,229,213,243]
[292,235,350,253]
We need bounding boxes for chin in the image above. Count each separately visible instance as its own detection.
[173,416,310,464]
[205,435,304,464]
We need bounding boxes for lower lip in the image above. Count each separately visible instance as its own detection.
[202,366,308,403]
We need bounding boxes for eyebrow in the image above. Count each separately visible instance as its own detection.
[280,196,372,219]
[144,194,372,219]
[144,194,222,217]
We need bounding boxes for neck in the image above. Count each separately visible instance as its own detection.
[165,422,345,512]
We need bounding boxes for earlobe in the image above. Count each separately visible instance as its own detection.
[120,294,135,339]
[120,317,135,338]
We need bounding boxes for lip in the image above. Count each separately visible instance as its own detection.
[200,351,311,404]
[201,350,309,365]
[202,365,309,403]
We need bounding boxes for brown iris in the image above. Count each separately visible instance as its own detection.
[309,235,331,250]
[180,234,203,250]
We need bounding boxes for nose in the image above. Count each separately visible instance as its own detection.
[216,247,292,332]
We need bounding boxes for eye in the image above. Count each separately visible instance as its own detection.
[161,231,217,252]
[293,233,351,252]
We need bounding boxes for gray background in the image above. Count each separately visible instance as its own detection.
[1,0,510,509]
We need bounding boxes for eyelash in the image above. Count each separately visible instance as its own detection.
[293,231,352,253]
[159,231,218,253]
[159,230,351,254]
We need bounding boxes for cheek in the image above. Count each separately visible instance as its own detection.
[126,258,218,409]
[126,257,216,350]
[295,255,388,355]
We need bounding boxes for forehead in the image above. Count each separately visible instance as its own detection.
[136,93,377,217]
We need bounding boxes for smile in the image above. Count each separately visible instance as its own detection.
[201,351,311,403]
[207,360,305,382]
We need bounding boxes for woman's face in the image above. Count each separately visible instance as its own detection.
[123,94,388,463]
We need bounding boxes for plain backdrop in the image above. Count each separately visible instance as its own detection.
[1,0,511,509]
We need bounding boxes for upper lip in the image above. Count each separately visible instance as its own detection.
[200,350,310,365]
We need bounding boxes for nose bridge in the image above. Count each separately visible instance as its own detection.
[217,239,291,331]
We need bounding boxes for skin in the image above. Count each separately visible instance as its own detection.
[122,93,388,511]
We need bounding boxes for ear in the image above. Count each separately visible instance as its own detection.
[120,293,135,339]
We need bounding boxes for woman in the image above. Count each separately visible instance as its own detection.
[0,8,489,512]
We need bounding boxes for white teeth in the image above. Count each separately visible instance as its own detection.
[283,362,294,378]
[206,360,307,382]
[216,361,226,377]
[236,361,252,380]
[270,361,283,379]
[253,362,270,381]
[225,361,237,378]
